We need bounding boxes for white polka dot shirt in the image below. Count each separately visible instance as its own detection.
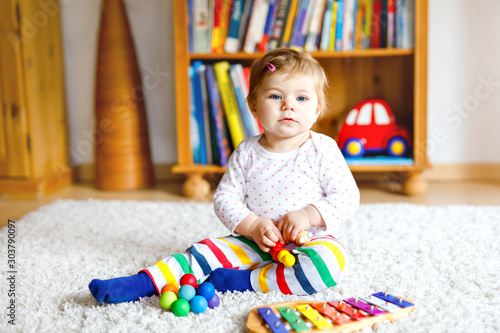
[213,131,360,237]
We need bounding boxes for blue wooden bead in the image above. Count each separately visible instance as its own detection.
[197,282,215,300]
[190,295,208,314]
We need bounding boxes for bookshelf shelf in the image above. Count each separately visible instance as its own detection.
[172,0,429,200]
[190,48,414,60]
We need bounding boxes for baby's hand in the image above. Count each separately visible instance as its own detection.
[278,209,312,244]
[250,218,284,253]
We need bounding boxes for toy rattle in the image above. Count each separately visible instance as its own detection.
[270,231,313,267]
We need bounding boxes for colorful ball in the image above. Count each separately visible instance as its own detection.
[161,284,179,296]
[178,284,196,301]
[190,295,208,314]
[180,273,197,287]
[196,282,215,300]
[207,293,220,309]
[171,299,190,317]
[159,291,177,310]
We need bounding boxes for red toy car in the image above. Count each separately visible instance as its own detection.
[337,98,412,158]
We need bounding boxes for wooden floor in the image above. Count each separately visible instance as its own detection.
[1,180,499,228]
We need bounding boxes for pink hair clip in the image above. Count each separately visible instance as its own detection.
[266,62,276,72]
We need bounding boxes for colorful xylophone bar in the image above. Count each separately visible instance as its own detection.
[246,292,415,333]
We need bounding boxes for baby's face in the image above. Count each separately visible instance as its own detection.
[251,72,321,141]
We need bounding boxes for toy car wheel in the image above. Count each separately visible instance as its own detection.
[343,138,365,157]
[387,137,409,157]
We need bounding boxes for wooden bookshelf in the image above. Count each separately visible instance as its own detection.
[172,0,429,200]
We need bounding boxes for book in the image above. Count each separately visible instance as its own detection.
[370,0,381,48]
[243,0,270,53]
[361,0,373,49]
[289,0,310,50]
[211,0,222,53]
[188,66,202,163]
[214,61,246,147]
[205,65,232,166]
[380,0,387,48]
[280,0,299,47]
[355,0,363,49]
[319,0,333,51]
[328,0,339,51]
[341,0,355,51]
[305,0,327,52]
[225,0,246,53]
[188,0,194,53]
[192,61,209,164]
[238,0,254,51]
[334,0,344,50]
[218,0,234,53]
[387,0,395,47]
[193,0,210,53]
[269,0,291,50]
[230,64,261,137]
[257,0,279,52]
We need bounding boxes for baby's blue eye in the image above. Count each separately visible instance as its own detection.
[270,94,281,100]
[297,96,307,101]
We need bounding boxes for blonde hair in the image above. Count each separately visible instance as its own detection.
[247,48,329,114]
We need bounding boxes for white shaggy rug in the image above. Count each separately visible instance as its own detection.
[1,199,499,333]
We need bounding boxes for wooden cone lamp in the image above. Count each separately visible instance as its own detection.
[94,0,155,190]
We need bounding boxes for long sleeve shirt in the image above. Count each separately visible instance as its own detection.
[213,131,360,237]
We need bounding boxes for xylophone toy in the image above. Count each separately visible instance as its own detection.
[246,292,414,333]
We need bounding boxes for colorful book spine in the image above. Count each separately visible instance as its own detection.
[387,0,395,47]
[188,66,202,163]
[289,0,309,50]
[225,0,245,53]
[211,0,222,52]
[218,0,233,53]
[188,0,194,53]
[362,0,372,49]
[243,0,270,53]
[214,61,245,147]
[305,0,326,52]
[333,0,343,50]
[329,0,339,51]
[257,0,279,52]
[230,64,260,137]
[320,0,333,51]
[193,0,210,53]
[269,0,291,49]
[281,0,299,47]
[192,61,209,164]
[370,0,381,48]
[238,0,254,51]
[380,0,387,48]
[205,65,232,166]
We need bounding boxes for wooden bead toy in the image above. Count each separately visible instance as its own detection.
[179,273,197,287]
[295,231,313,245]
[178,284,196,302]
[190,295,208,314]
[171,299,190,317]
[246,292,415,333]
[161,284,179,296]
[270,243,295,267]
[159,291,177,310]
[207,293,220,309]
[197,282,215,300]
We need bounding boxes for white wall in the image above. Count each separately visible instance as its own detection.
[427,0,500,163]
[61,0,176,165]
[61,0,500,166]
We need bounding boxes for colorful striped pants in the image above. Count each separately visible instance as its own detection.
[141,234,347,296]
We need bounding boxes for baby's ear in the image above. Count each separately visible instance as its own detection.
[247,97,257,114]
